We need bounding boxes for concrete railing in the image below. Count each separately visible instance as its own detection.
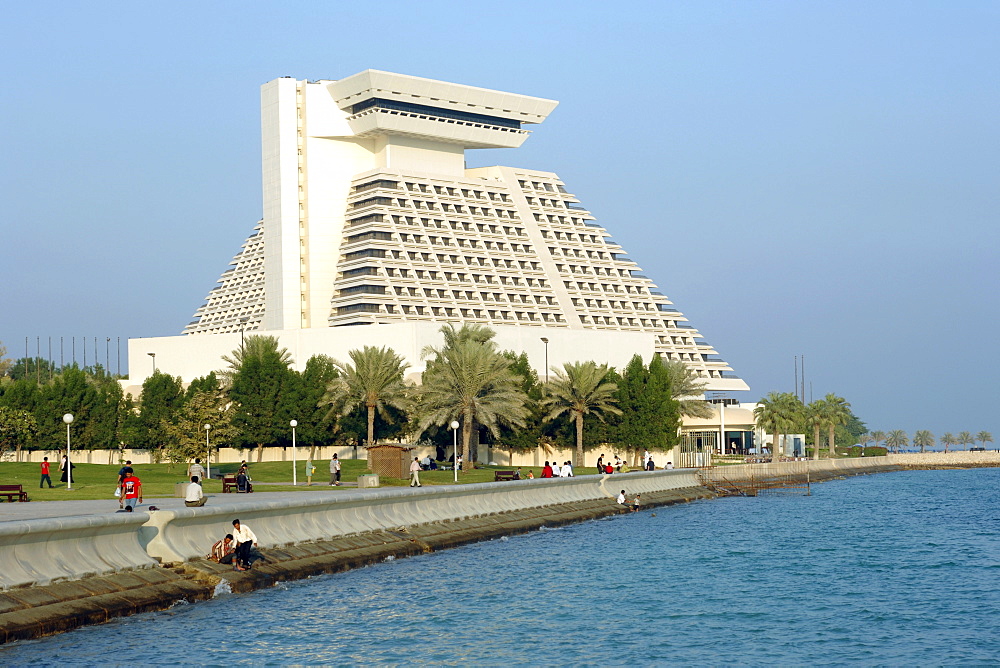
[141,469,704,563]
[0,513,158,589]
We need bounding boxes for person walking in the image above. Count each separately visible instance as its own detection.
[185,475,206,507]
[231,519,257,571]
[40,457,53,488]
[119,468,143,511]
[409,457,422,487]
[330,454,341,486]
[187,458,206,483]
[60,454,75,484]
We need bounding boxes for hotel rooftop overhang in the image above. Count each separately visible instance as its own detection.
[324,70,559,149]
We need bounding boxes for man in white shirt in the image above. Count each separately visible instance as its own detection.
[665,461,675,470]
[560,462,573,477]
[616,490,626,504]
[184,475,206,507]
[231,519,258,571]
[409,457,422,487]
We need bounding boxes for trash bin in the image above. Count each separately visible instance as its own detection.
[174,482,189,498]
[357,474,380,488]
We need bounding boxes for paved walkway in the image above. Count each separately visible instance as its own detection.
[0,484,372,524]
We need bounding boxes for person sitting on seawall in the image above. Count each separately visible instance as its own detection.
[560,461,574,477]
[605,463,614,475]
[209,534,236,565]
[645,457,655,471]
[231,519,258,571]
[617,489,627,505]
[665,461,674,470]
[541,461,554,478]
[527,469,534,479]
[514,468,522,480]
[185,475,207,507]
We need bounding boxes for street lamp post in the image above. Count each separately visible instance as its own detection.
[540,337,549,384]
[63,413,74,490]
[450,420,460,483]
[290,420,298,486]
[147,352,156,374]
[204,424,212,481]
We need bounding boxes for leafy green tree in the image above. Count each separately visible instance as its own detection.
[913,430,935,453]
[957,431,974,451]
[289,355,340,459]
[885,429,908,452]
[754,392,803,462]
[130,371,185,459]
[542,361,621,467]
[494,351,545,460]
[976,431,994,449]
[321,346,410,454]
[0,407,38,460]
[615,355,681,464]
[940,432,956,453]
[418,331,527,471]
[229,336,296,461]
[165,388,236,466]
[819,394,851,458]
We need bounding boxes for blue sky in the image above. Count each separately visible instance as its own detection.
[2,1,997,440]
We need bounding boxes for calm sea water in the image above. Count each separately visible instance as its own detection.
[3,468,999,665]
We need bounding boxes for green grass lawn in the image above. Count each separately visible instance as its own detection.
[1,460,608,501]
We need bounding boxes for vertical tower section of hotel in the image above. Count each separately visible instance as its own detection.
[184,70,748,391]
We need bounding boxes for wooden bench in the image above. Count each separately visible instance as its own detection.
[222,475,253,493]
[0,484,29,502]
[494,470,518,482]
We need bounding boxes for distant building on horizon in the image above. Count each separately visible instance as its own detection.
[130,70,748,404]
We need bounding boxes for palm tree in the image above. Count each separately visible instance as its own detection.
[820,394,851,459]
[976,431,994,449]
[913,430,935,453]
[417,338,527,470]
[219,335,292,387]
[542,361,622,467]
[659,359,712,419]
[870,430,886,451]
[754,392,802,463]
[940,432,956,453]
[804,400,825,461]
[885,429,908,453]
[320,346,410,452]
[957,431,974,451]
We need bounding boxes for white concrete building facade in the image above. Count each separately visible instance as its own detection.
[131,70,749,394]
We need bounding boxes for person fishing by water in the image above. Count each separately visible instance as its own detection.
[231,519,257,571]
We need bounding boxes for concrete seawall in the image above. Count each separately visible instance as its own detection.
[1,454,996,644]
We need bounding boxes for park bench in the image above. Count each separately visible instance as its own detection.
[0,484,30,502]
[222,475,253,493]
[493,470,518,482]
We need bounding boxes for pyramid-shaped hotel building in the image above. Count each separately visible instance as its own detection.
[129,70,748,395]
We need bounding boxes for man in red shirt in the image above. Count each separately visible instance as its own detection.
[119,468,143,511]
[40,457,53,488]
